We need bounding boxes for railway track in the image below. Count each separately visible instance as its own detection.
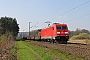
[28,40,90,60]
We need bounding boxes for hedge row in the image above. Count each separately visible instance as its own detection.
[70,33,90,40]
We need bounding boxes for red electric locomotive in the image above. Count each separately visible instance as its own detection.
[40,23,69,43]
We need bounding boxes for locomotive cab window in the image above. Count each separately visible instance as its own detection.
[56,26,67,30]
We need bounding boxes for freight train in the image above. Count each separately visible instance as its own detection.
[40,23,69,43]
[28,23,69,43]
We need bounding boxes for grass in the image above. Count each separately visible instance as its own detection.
[16,40,87,60]
[16,41,37,60]
[24,41,53,60]
[68,39,90,44]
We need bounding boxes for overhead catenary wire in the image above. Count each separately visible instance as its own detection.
[48,0,90,22]
[31,22,38,28]
[68,1,90,16]
[65,14,90,23]
[44,0,72,21]
[40,0,72,28]
[38,0,90,29]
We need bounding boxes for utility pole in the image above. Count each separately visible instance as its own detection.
[29,22,31,39]
[45,21,51,27]
[23,30,24,38]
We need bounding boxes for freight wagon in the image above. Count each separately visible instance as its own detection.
[40,23,69,43]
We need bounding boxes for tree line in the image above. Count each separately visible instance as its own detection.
[69,28,90,38]
[0,16,19,37]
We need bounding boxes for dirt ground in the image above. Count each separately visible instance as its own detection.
[28,40,90,60]
[68,39,90,44]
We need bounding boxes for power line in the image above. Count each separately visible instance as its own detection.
[31,22,38,28]
[65,14,90,23]
[49,0,90,21]
[67,2,90,19]
[43,0,72,21]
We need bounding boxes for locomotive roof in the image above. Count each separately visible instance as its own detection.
[42,23,67,30]
[53,23,67,25]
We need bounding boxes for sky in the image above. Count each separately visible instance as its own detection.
[0,0,90,32]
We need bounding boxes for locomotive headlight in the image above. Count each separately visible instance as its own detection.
[65,32,68,34]
[57,32,60,34]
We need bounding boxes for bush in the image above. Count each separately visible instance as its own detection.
[0,35,16,60]
[70,33,90,40]
[0,35,8,49]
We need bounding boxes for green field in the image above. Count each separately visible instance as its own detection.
[16,41,86,60]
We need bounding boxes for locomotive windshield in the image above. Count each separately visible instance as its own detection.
[56,26,67,30]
